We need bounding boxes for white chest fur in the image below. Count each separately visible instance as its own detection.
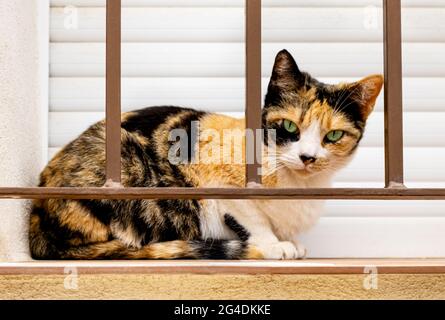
[262,168,331,240]
[255,199,325,240]
[200,169,332,242]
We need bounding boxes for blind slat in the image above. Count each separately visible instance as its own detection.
[50,7,445,42]
[50,0,445,8]
[50,43,445,78]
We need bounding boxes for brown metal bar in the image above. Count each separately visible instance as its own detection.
[3,1,441,204]
[383,0,404,188]
[2,260,445,275]
[245,0,262,185]
[105,0,122,184]
[2,187,445,200]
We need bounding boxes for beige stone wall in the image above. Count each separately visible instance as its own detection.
[1,274,445,300]
[0,0,49,262]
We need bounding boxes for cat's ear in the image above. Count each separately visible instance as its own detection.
[349,74,384,120]
[265,50,305,107]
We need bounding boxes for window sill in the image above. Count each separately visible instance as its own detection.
[1,259,445,275]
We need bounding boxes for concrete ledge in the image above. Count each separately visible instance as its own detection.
[1,274,445,300]
[1,260,445,299]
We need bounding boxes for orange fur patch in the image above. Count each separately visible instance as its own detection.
[58,201,110,243]
[141,240,196,259]
[244,245,265,260]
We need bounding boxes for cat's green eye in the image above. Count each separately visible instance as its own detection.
[326,130,344,143]
[283,119,298,133]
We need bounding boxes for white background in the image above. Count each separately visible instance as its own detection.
[48,0,445,257]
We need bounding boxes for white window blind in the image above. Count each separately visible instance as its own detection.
[49,0,445,257]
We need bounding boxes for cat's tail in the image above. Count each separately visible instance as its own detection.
[54,239,263,260]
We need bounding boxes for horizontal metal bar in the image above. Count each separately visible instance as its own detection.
[2,259,445,275]
[1,188,445,200]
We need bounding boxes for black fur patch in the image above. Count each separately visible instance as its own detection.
[224,214,250,242]
[315,86,365,129]
[122,106,187,138]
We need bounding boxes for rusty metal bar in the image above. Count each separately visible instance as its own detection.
[245,0,262,185]
[1,188,445,200]
[2,260,445,275]
[3,0,442,203]
[383,0,405,188]
[105,0,122,184]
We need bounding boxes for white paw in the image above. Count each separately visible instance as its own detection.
[257,241,304,260]
[294,243,307,259]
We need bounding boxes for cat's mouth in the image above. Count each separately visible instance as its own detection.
[296,166,316,175]
[282,161,317,175]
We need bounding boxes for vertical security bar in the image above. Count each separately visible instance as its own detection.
[105,0,122,185]
[245,0,262,185]
[383,0,405,188]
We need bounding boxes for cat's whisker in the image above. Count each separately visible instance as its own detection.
[262,160,288,176]
[262,161,287,174]
[333,86,349,111]
[334,85,361,115]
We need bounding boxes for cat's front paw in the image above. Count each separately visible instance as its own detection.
[294,243,307,259]
[256,241,304,260]
[291,239,308,259]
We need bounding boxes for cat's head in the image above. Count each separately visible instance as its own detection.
[263,50,383,178]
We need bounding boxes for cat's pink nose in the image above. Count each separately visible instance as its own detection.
[300,154,316,165]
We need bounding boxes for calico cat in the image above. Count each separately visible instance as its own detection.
[29,50,383,260]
